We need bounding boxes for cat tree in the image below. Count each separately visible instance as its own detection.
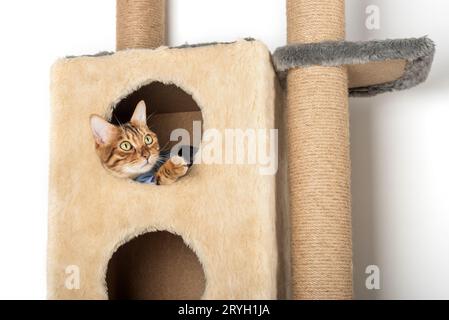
[48,0,434,299]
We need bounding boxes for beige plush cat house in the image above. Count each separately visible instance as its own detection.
[48,0,434,299]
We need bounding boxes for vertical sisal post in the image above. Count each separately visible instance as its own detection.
[286,0,353,299]
[116,0,166,50]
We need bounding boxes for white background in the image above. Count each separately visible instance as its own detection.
[0,0,447,299]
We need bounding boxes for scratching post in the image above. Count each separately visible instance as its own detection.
[116,0,165,50]
[286,0,352,299]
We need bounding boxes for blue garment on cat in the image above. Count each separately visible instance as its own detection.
[134,146,196,185]
[134,150,170,184]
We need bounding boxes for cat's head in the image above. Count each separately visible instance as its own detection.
[89,100,160,179]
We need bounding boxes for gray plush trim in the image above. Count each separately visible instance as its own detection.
[171,38,255,49]
[273,37,435,97]
[64,38,256,59]
[65,51,114,59]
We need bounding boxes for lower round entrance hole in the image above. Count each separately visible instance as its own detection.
[106,231,206,300]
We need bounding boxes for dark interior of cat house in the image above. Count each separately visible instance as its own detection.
[110,81,203,152]
[106,82,205,300]
[106,231,206,300]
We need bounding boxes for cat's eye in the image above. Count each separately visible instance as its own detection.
[119,141,133,151]
[144,135,153,145]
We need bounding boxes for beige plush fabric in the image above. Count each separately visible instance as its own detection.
[48,40,286,299]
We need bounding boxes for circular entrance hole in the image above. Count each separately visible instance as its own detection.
[106,231,206,300]
[110,81,203,152]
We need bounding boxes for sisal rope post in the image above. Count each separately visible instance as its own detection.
[286,0,353,299]
[116,0,166,50]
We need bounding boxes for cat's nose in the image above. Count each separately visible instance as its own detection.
[141,150,150,158]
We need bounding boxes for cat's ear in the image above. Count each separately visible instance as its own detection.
[130,100,147,126]
[90,115,117,145]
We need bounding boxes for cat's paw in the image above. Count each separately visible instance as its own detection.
[170,155,187,166]
[166,156,188,178]
[156,156,189,185]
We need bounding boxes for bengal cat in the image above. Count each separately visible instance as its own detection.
[89,100,188,185]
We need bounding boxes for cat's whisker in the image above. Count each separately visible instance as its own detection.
[156,156,169,163]
[146,112,156,121]
[145,112,157,129]
[113,115,125,129]
[159,141,171,152]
